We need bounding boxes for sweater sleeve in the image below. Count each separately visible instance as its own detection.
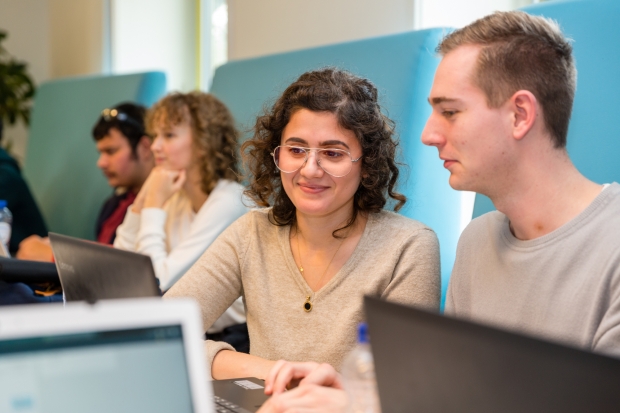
[381,227,441,311]
[116,183,248,291]
[113,209,141,250]
[164,212,251,367]
[592,254,620,357]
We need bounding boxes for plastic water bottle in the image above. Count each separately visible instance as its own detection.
[0,200,12,254]
[341,323,381,413]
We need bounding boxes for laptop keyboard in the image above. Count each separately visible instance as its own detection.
[214,395,248,413]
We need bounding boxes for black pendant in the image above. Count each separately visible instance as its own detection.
[304,296,313,312]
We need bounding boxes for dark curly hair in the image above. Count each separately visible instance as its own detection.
[242,68,406,236]
[147,92,240,195]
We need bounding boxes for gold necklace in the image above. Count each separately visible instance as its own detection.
[296,228,345,312]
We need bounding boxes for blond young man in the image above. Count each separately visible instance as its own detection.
[422,11,620,355]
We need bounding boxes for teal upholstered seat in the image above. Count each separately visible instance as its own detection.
[473,0,620,218]
[23,72,166,240]
[210,30,459,305]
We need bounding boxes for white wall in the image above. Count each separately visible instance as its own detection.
[111,0,197,92]
[0,0,106,161]
[416,0,534,29]
[49,0,107,78]
[228,0,538,61]
[228,0,416,60]
[0,0,50,161]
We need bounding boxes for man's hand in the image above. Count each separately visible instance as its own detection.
[16,235,54,262]
[257,384,348,413]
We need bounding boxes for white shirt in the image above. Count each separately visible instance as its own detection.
[115,179,249,331]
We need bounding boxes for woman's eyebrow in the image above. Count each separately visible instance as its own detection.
[284,137,307,145]
[320,140,350,149]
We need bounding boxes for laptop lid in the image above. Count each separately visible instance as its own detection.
[364,296,620,413]
[49,232,160,302]
[0,298,212,413]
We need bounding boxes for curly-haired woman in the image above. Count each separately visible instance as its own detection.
[114,92,248,342]
[166,68,440,379]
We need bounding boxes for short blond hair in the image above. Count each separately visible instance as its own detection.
[438,11,576,148]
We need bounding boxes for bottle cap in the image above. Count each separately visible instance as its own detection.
[358,322,369,344]
[0,200,6,209]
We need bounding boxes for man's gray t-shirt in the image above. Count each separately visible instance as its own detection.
[446,183,620,357]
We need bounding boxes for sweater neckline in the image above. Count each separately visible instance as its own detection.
[500,182,619,250]
[278,212,377,302]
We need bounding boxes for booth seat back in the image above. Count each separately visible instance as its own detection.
[23,72,166,240]
[210,29,459,304]
[473,0,620,217]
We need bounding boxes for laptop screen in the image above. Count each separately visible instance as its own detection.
[0,325,194,413]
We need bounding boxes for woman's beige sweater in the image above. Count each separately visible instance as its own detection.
[165,208,440,373]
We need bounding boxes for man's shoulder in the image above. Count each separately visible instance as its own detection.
[459,210,506,247]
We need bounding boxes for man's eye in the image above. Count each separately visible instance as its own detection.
[442,110,457,118]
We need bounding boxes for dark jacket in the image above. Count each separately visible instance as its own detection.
[0,148,48,254]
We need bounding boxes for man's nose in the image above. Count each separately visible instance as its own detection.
[421,115,444,148]
[97,154,107,169]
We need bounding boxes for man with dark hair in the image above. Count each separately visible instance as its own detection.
[17,102,154,260]
[422,11,620,354]
[91,102,154,244]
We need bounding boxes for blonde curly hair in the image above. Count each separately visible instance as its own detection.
[147,91,240,195]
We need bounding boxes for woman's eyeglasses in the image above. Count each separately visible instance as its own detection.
[271,145,362,178]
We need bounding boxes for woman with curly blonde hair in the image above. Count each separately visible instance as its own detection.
[166,68,440,381]
[114,92,248,347]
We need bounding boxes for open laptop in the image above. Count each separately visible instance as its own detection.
[365,296,620,413]
[49,232,160,302]
[0,298,212,413]
[47,233,268,411]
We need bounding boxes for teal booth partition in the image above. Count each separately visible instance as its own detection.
[210,29,459,305]
[23,72,166,240]
[473,0,620,218]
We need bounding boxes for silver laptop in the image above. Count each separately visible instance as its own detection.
[49,232,160,303]
[0,298,213,413]
[365,296,620,413]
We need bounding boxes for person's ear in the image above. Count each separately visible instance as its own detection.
[510,90,538,141]
[136,135,153,161]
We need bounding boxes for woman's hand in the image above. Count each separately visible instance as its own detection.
[259,363,347,413]
[133,167,186,212]
[265,361,343,396]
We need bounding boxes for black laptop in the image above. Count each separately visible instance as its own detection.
[364,296,620,413]
[49,232,160,302]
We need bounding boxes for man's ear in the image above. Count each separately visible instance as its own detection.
[136,135,153,161]
[510,90,538,141]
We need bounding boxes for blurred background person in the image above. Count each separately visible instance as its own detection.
[16,102,154,261]
[114,92,249,351]
[0,121,47,256]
